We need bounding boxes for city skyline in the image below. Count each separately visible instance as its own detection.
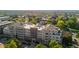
[0,10,79,16]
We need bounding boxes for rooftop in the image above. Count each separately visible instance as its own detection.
[24,23,60,31]
[0,21,13,26]
[24,24,35,29]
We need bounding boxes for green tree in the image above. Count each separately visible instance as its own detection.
[21,18,26,22]
[31,18,37,24]
[28,16,37,24]
[47,19,52,24]
[65,16,77,28]
[76,33,79,38]
[62,32,72,47]
[49,39,63,48]
[56,20,65,29]
[56,16,63,22]
[5,38,21,48]
[65,19,75,28]
[28,18,32,22]
[35,43,47,48]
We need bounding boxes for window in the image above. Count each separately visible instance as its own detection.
[56,37,59,39]
[49,36,51,38]
[58,30,60,33]
[45,36,48,37]
[57,33,60,35]
[45,33,48,35]
[52,33,55,35]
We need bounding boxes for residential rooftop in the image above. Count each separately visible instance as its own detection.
[14,22,60,31]
[0,21,13,26]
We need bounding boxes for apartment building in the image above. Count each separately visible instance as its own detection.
[3,22,62,43]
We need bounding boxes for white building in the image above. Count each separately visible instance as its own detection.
[3,22,62,42]
[0,16,10,21]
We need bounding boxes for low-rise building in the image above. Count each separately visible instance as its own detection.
[0,16,10,21]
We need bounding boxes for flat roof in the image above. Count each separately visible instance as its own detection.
[24,23,60,31]
[0,21,13,26]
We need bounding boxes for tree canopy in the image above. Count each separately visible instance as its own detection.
[65,16,77,28]
[35,43,47,48]
[62,32,72,47]
[56,20,65,29]
[76,33,79,38]
[49,39,63,48]
[5,38,21,48]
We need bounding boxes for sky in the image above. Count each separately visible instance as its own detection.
[0,0,79,10]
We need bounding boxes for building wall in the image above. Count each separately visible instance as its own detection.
[3,23,62,42]
[37,29,62,41]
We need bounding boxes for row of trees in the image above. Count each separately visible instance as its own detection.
[27,16,76,29]
[3,31,73,48]
[5,38,21,48]
[56,16,77,30]
[12,16,37,24]
[10,15,77,29]
[4,34,73,48]
[35,39,63,48]
[35,31,73,48]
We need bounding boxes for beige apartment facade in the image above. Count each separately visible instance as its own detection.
[3,23,62,42]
